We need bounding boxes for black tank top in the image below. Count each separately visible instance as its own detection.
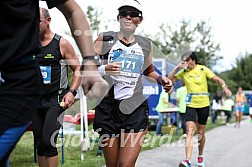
[36,34,69,101]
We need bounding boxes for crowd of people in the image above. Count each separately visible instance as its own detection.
[211,87,250,127]
[0,0,250,167]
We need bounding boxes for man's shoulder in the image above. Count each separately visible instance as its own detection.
[54,33,62,41]
[58,36,70,48]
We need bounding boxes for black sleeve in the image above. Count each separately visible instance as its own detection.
[44,0,67,9]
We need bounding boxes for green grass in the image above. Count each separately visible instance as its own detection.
[10,116,232,167]
[10,131,105,167]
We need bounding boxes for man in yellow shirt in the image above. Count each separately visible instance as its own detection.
[169,51,232,167]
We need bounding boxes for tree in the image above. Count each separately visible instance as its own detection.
[194,21,221,69]
[86,6,102,37]
[86,6,117,38]
[227,53,252,90]
[147,20,222,69]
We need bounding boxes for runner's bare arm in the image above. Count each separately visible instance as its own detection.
[56,0,108,98]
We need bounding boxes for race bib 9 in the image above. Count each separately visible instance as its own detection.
[39,66,51,84]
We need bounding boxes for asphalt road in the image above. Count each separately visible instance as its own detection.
[136,116,252,167]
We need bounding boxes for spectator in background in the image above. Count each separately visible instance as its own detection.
[156,89,175,135]
[211,91,223,124]
[222,95,235,124]
[234,86,246,128]
[176,80,187,136]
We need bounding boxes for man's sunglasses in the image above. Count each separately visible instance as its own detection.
[119,10,142,18]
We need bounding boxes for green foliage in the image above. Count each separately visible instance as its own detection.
[86,6,102,37]
[210,53,252,95]
[10,132,105,167]
[195,21,221,68]
[147,20,222,68]
[227,53,252,90]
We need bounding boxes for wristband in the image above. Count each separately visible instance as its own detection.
[98,65,106,76]
[156,75,162,84]
[83,55,101,66]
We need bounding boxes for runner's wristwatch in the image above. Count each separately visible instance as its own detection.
[83,55,101,66]
[69,89,77,97]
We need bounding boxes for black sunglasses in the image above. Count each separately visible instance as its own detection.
[119,10,142,18]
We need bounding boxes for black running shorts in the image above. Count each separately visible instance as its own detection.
[94,97,149,136]
[185,106,210,125]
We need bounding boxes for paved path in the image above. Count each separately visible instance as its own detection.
[136,116,252,167]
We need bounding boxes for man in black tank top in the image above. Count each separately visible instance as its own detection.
[32,8,81,167]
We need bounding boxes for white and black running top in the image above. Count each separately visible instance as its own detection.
[99,31,153,100]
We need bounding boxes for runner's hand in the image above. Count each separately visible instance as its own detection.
[81,61,109,99]
[160,76,173,93]
[105,62,121,75]
[60,92,75,109]
[223,87,232,97]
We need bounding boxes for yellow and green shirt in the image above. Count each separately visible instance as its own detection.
[176,64,215,108]
[176,86,187,113]
[156,90,169,112]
